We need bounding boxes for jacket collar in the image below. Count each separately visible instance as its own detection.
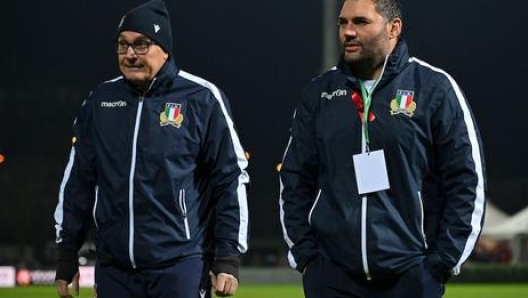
[338,39,410,88]
[124,57,180,96]
[154,56,180,87]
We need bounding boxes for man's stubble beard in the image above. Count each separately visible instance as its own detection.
[343,31,391,79]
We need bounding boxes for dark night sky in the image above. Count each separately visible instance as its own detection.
[1,0,527,259]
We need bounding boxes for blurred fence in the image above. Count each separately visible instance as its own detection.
[2,264,528,289]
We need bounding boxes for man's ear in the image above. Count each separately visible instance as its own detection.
[388,17,402,40]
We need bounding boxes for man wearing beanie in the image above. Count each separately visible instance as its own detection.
[53,0,249,297]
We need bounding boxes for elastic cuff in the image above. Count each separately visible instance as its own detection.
[211,256,240,280]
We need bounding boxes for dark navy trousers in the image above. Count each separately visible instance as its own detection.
[303,255,445,298]
[94,257,211,298]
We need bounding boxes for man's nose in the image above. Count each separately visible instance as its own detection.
[126,45,138,57]
[343,26,358,39]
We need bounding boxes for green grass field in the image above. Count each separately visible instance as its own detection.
[1,284,528,297]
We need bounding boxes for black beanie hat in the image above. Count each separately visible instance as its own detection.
[116,0,173,54]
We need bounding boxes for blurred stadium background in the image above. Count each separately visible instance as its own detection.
[1,0,528,291]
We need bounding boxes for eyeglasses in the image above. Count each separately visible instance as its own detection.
[116,39,157,55]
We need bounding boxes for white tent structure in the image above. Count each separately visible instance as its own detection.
[482,201,510,231]
[482,205,528,239]
[481,204,528,263]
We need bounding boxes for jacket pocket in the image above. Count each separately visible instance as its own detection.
[92,186,99,230]
[308,189,322,226]
[417,191,427,249]
[178,188,191,240]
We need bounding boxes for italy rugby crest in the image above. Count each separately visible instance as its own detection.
[390,89,416,117]
[160,103,184,128]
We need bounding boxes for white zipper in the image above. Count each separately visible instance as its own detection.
[127,80,156,269]
[128,97,144,269]
[360,116,371,280]
[358,55,390,281]
[179,188,191,240]
[360,195,370,280]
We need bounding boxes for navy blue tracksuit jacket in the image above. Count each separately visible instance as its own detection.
[54,58,249,270]
[280,40,486,280]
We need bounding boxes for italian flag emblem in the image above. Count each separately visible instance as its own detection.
[160,103,184,128]
[390,89,417,117]
[396,90,414,109]
[165,103,181,121]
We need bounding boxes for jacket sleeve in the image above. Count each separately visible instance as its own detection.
[279,85,320,272]
[427,79,486,279]
[201,89,249,258]
[54,98,97,254]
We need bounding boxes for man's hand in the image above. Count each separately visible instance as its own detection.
[210,271,238,297]
[55,271,79,298]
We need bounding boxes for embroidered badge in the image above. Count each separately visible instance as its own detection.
[160,103,184,128]
[390,89,416,117]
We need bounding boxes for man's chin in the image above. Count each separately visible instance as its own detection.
[343,54,360,64]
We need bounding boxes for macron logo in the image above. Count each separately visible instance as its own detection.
[154,24,161,33]
[101,101,127,108]
[321,89,347,100]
